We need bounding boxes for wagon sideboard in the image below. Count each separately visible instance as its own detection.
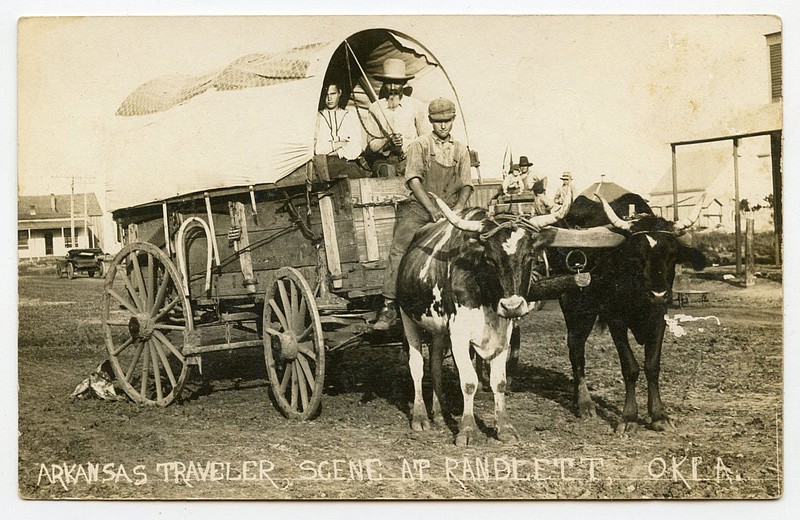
[112,160,420,306]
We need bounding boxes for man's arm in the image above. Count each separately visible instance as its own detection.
[366,102,402,153]
[408,177,443,221]
[338,110,363,160]
[452,185,473,212]
[452,144,474,211]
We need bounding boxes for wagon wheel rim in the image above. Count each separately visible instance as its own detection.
[263,267,325,420]
[67,263,74,279]
[102,242,193,406]
[55,265,62,278]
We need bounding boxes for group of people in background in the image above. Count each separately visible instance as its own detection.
[314,57,573,329]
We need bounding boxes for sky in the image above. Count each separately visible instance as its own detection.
[16,13,781,204]
[4,2,800,520]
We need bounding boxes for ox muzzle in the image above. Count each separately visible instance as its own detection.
[498,295,530,319]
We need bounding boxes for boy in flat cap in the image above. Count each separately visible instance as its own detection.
[374,97,473,330]
[364,58,430,177]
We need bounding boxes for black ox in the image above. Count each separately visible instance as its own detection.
[552,193,707,433]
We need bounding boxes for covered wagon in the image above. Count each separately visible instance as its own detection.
[103,27,481,418]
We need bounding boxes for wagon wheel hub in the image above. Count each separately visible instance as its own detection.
[278,331,299,360]
[129,313,156,341]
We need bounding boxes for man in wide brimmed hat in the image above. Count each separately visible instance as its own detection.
[373,96,473,330]
[364,58,430,177]
[553,171,574,207]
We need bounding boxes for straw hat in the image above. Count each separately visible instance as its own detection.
[374,58,415,82]
[560,172,573,181]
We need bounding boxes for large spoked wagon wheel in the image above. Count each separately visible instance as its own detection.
[102,242,193,406]
[263,267,325,420]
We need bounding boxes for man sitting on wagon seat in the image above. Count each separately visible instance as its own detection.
[373,97,473,330]
[364,58,429,178]
[314,81,366,179]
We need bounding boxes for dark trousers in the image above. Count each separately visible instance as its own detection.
[382,201,431,300]
[327,156,369,179]
[371,154,406,178]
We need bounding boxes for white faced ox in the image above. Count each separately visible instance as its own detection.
[396,198,570,446]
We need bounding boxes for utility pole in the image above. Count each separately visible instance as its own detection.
[53,174,96,249]
[70,177,75,248]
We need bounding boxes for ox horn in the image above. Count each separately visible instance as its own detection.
[596,194,632,231]
[548,226,626,248]
[674,193,707,234]
[435,197,483,232]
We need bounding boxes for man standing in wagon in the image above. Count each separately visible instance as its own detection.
[374,97,473,330]
[365,58,430,177]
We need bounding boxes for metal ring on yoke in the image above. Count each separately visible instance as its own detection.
[565,249,588,273]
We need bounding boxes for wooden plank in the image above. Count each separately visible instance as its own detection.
[318,193,343,289]
[358,179,381,261]
[229,201,257,294]
[349,177,408,206]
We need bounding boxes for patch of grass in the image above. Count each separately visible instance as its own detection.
[692,231,778,265]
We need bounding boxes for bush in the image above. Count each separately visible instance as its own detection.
[18,257,59,276]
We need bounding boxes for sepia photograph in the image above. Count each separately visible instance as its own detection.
[11,5,792,508]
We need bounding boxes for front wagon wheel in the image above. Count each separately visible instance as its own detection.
[102,243,193,406]
[263,267,325,420]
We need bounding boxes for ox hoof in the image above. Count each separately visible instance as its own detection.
[614,420,639,435]
[411,417,431,432]
[455,429,475,447]
[432,414,446,428]
[577,401,596,419]
[648,417,677,432]
[497,425,519,444]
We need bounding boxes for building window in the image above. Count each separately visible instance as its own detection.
[18,230,29,250]
[29,205,36,215]
[64,230,76,248]
[766,32,782,102]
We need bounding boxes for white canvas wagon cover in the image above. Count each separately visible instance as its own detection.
[106,27,467,212]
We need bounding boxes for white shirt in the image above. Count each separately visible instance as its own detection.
[365,97,430,154]
[314,108,363,160]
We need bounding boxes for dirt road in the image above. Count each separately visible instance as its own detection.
[18,272,782,499]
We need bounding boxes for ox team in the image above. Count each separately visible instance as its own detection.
[313,59,706,446]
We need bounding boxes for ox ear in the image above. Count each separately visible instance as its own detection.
[458,237,485,268]
[677,244,707,271]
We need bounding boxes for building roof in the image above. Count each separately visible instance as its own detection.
[670,101,781,146]
[18,193,103,221]
[578,180,633,201]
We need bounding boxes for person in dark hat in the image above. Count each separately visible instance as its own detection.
[502,155,535,195]
[374,97,473,330]
[364,58,430,177]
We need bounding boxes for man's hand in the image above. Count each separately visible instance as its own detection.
[429,207,444,222]
[389,133,403,149]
